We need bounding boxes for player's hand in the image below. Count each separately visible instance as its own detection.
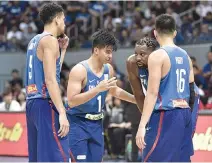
[96,77,117,92]
[58,34,69,50]
[58,112,69,138]
[136,126,146,149]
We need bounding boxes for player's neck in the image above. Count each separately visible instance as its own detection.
[88,56,103,72]
[159,37,176,47]
[43,25,58,38]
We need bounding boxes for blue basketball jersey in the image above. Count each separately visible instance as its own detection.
[67,61,109,117]
[138,67,148,96]
[154,46,190,111]
[25,32,61,99]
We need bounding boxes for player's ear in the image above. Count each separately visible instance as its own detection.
[173,30,177,38]
[154,30,157,39]
[55,15,61,26]
[94,47,98,55]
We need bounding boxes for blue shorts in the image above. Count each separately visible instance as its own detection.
[180,95,200,161]
[26,99,69,162]
[68,115,104,162]
[142,108,192,162]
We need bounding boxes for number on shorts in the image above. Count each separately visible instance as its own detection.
[176,69,186,93]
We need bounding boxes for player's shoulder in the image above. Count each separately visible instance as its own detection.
[149,49,167,61]
[39,35,58,47]
[126,55,137,69]
[127,54,136,64]
[69,63,87,80]
[71,62,87,73]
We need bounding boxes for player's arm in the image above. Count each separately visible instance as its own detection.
[58,34,69,70]
[139,50,164,128]
[42,36,69,137]
[188,56,195,111]
[67,64,117,108]
[108,64,136,104]
[126,56,145,113]
[42,36,66,115]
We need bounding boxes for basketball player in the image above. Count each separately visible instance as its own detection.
[66,29,136,162]
[127,37,200,161]
[134,14,196,162]
[25,3,70,162]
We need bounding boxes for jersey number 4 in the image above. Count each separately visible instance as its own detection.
[176,69,186,93]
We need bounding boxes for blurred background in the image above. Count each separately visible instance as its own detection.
[0,0,211,162]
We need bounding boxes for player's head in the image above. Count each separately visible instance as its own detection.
[91,29,118,64]
[154,14,177,43]
[135,37,157,67]
[39,3,65,36]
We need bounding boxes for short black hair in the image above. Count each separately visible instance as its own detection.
[39,2,64,25]
[91,29,119,52]
[12,69,19,74]
[190,56,196,62]
[136,37,157,51]
[2,88,12,97]
[155,14,176,35]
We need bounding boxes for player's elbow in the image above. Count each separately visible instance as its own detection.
[109,86,119,97]
[45,77,57,86]
[67,97,78,108]
[67,100,75,108]
[147,89,158,98]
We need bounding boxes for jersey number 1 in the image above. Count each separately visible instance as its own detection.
[97,95,102,112]
[176,69,186,93]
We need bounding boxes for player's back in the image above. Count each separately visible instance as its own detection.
[154,46,190,111]
[25,32,61,100]
[67,60,109,119]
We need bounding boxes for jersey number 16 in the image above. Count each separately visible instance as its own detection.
[176,69,186,93]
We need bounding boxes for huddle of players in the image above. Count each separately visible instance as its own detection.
[25,2,199,162]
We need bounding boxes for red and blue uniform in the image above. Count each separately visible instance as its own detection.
[138,46,199,161]
[25,32,69,162]
[66,61,109,162]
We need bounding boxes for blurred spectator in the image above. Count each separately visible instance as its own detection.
[7,26,23,51]
[8,1,22,19]
[166,7,182,28]
[9,69,23,88]
[196,1,212,18]
[181,15,193,42]
[122,81,141,162]
[0,0,211,50]
[130,24,144,45]
[104,14,114,32]
[151,2,166,16]
[203,52,212,85]
[21,26,36,50]
[19,16,37,34]
[203,12,212,31]
[198,24,212,42]
[108,97,131,157]
[193,65,206,90]
[75,4,91,34]
[0,88,21,112]
[88,1,110,17]
[17,91,26,111]
[171,1,191,14]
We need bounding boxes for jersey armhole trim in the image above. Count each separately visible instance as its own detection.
[159,47,171,82]
[79,62,88,92]
[35,33,53,62]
